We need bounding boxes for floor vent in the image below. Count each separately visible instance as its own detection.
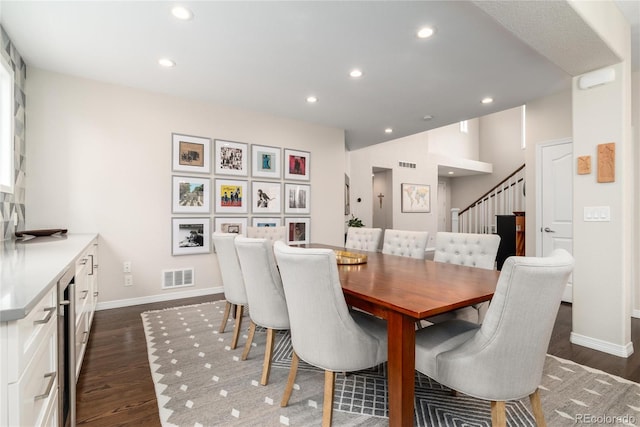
[398,161,417,169]
[162,268,194,289]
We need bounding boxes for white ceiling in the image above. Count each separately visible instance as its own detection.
[0,1,635,151]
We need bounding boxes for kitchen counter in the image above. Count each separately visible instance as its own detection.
[0,233,98,321]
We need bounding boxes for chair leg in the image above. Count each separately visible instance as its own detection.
[529,390,547,427]
[491,401,506,427]
[260,328,276,385]
[230,304,244,350]
[242,321,257,360]
[281,351,300,407]
[322,371,335,427]
[218,302,232,333]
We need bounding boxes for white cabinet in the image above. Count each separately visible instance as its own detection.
[2,286,58,427]
[74,240,98,379]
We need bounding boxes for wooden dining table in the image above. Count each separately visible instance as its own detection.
[331,247,500,427]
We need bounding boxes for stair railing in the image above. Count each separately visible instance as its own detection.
[456,164,525,234]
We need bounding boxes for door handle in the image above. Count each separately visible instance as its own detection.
[544,227,555,233]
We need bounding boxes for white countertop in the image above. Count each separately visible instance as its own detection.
[0,233,98,321]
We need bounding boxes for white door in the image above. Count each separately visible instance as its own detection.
[539,140,573,302]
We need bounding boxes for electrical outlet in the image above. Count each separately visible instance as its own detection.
[124,274,133,287]
[123,261,132,273]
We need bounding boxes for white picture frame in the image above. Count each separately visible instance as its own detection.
[172,133,211,174]
[214,217,248,236]
[215,179,248,214]
[283,148,310,181]
[172,175,210,214]
[215,139,249,176]
[252,181,282,214]
[285,217,310,245]
[172,217,210,255]
[284,183,310,215]
[252,217,282,227]
[251,144,281,179]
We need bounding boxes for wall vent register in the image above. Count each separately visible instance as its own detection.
[162,268,194,289]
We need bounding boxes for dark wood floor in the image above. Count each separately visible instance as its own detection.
[76,298,640,426]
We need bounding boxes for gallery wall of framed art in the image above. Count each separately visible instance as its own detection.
[170,132,311,254]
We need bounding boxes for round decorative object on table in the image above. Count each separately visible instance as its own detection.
[334,250,367,265]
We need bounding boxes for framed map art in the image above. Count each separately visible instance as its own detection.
[401,183,430,213]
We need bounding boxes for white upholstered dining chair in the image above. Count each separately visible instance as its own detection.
[234,236,290,385]
[246,226,286,243]
[431,231,501,323]
[273,241,388,427]
[382,229,429,259]
[345,227,382,252]
[211,232,248,350]
[414,249,574,427]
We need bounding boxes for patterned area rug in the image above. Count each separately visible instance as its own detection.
[141,301,640,426]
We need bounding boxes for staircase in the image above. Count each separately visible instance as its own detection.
[455,165,525,234]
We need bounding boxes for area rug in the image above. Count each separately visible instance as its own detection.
[141,301,640,426]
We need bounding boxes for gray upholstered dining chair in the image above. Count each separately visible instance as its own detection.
[246,225,286,243]
[273,241,388,427]
[234,236,290,385]
[345,227,382,252]
[430,231,501,323]
[414,249,574,427]
[382,229,429,259]
[212,232,248,350]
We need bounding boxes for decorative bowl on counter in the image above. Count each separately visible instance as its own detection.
[334,250,368,265]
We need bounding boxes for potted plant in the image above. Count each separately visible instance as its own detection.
[346,214,364,228]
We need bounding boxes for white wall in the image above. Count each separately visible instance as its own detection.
[450,106,525,210]
[349,132,437,247]
[427,118,479,160]
[25,68,345,306]
[633,70,640,316]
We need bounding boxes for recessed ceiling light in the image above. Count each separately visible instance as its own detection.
[448,171,455,175]
[350,69,363,78]
[384,128,393,134]
[417,27,435,39]
[171,6,193,20]
[158,58,176,68]
[423,115,434,121]
[481,97,494,104]
[306,96,318,103]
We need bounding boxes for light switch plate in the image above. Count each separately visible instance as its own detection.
[584,206,610,222]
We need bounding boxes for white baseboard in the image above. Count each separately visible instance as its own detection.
[570,332,635,358]
[96,286,224,311]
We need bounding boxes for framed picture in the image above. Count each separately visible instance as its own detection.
[285,217,310,245]
[284,149,310,181]
[252,181,281,214]
[401,183,431,213]
[172,176,210,214]
[215,139,249,176]
[172,218,210,255]
[252,217,282,227]
[251,144,281,179]
[214,217,248,236]
[284,183,310,215]
[172,133,211,174]
[215,179,248,214]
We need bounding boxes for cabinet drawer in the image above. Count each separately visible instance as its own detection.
[8,321,57,427]
[6,286,57,383]
[75,310,89,380]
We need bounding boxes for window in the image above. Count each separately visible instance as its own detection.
[0,54,14,194]
[459,120,468,134]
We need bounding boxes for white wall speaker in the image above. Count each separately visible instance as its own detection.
[578,68,616,90]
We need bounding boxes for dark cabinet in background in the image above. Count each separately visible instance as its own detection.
[496,215,516,270]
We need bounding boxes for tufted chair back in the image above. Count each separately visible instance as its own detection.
[433,232,501,270]
[345,227,382,252]
[382,229,429,259]
[246,226,286,243]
